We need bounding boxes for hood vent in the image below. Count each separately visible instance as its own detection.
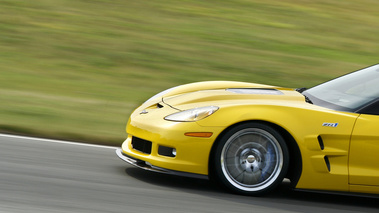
[226,88,283,95]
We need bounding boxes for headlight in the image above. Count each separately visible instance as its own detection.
[164,106,219,122]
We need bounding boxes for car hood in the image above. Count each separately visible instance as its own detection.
[161,81,305,110]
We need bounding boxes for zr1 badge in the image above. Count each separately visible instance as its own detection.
[322,122,338,127]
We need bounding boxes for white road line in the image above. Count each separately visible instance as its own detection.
[0,133,118,149]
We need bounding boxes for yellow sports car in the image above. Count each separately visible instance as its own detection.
[116,64,379,196]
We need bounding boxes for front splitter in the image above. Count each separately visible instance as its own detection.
[116,148,208,180]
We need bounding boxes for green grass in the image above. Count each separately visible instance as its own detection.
[1,0,379,145]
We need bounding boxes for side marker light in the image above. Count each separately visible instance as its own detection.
[184,132,213,138]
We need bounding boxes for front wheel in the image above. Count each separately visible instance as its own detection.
[213,123,289,196]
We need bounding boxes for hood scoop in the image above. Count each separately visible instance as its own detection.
[226,88,283,95]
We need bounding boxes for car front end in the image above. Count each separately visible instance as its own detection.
[117,101,223,178]
[117,81,306,179]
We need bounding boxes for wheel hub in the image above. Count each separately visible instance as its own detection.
[241,148,262,173]
[246,155,256,163]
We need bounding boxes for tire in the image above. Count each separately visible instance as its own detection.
[213,122,289,196]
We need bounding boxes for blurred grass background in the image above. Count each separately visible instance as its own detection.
[1,0,379,145]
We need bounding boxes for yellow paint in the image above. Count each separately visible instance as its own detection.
[349,114,379,187]
[119,81,379,195]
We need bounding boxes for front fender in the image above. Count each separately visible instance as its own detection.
[198,103,358,192]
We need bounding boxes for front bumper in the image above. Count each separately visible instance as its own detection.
[118,99,225,176]
[116,148,208,179]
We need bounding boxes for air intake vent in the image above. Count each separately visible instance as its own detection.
[324,156,331,172]
[317,135,324,150]
[131,137,152,154]
[158,146,176,157]
[226,88,283,95]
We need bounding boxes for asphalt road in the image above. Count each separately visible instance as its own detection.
[0,134,378,213]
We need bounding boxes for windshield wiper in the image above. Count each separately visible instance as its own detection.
[303,95,313,104]
[295,87,307,93]
[295,88,313,104]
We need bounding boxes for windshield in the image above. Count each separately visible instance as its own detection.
[303,64,379,112]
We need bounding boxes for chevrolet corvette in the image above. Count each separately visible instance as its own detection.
[116,64,379,196]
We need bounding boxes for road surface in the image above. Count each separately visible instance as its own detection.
[0,134,377,212]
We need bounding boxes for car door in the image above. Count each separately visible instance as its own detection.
[349,102,379,187]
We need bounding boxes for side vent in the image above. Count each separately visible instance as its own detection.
[324,156,331,172]
[317,135,324,150]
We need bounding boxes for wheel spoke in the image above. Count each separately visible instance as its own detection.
[219,126,285,193]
